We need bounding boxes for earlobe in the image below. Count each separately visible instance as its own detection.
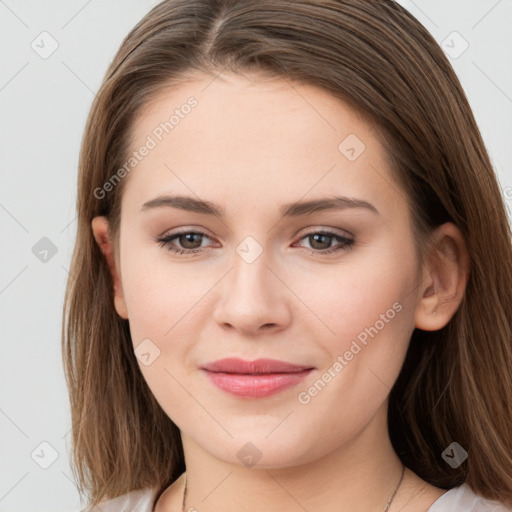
[414,223,470,332]
[91,216,129,320]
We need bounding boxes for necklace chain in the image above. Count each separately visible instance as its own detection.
[384,464,406,512]
[181,464,405,512]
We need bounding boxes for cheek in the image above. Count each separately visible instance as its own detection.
[119,241,207,339]
[121,261,206,421]
[301,248,416,348]
[296,246,418,413]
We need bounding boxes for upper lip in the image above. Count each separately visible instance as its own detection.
[201,358,313,374]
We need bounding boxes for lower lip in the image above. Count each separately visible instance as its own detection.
[202,369,313,398]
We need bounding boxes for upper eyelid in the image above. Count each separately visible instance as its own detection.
[295,226,353,239]
[161,223,353,237]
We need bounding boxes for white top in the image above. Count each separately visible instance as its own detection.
[82,483,512,511]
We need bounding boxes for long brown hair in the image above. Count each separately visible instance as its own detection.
[62,0,512,507]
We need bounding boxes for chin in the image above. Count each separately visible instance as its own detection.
[198,429,321,470]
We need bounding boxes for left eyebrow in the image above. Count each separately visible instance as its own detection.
[140,194,379,217]
[280,196,379,217]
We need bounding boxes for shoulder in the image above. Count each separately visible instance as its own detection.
[80,488,158,512]
[427,483,512,511]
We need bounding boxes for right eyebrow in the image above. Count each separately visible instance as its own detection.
[140,195,223,217]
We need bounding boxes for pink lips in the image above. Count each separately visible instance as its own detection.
[200,358,314,398]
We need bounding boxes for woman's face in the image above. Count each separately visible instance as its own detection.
[99,71,428,468]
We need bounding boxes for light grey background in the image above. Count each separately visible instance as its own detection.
[0,1,511,511]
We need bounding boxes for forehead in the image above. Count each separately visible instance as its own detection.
[122,72,404,219]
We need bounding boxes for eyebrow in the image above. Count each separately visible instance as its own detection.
[140,194,379,217]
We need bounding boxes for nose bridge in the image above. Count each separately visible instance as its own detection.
[229,236,277,301]
[212,234,290,332]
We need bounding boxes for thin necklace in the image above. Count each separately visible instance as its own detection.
[181,464,405,512]
[384,464,406,511]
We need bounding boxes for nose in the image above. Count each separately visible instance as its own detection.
[212,247,292,336]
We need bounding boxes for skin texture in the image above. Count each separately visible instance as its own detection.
[92,72,469,511]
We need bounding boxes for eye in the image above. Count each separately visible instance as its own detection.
[155,229,214,255]
[155,229,354,256]
[294,230,354,254]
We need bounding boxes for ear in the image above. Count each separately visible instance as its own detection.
[91,216,128,320]
[414,222,470,331]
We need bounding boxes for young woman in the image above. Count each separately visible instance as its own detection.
[62,1,512,511]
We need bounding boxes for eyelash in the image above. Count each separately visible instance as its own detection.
[155,229,354,256]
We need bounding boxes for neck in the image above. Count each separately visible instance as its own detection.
[178,406,408,512]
